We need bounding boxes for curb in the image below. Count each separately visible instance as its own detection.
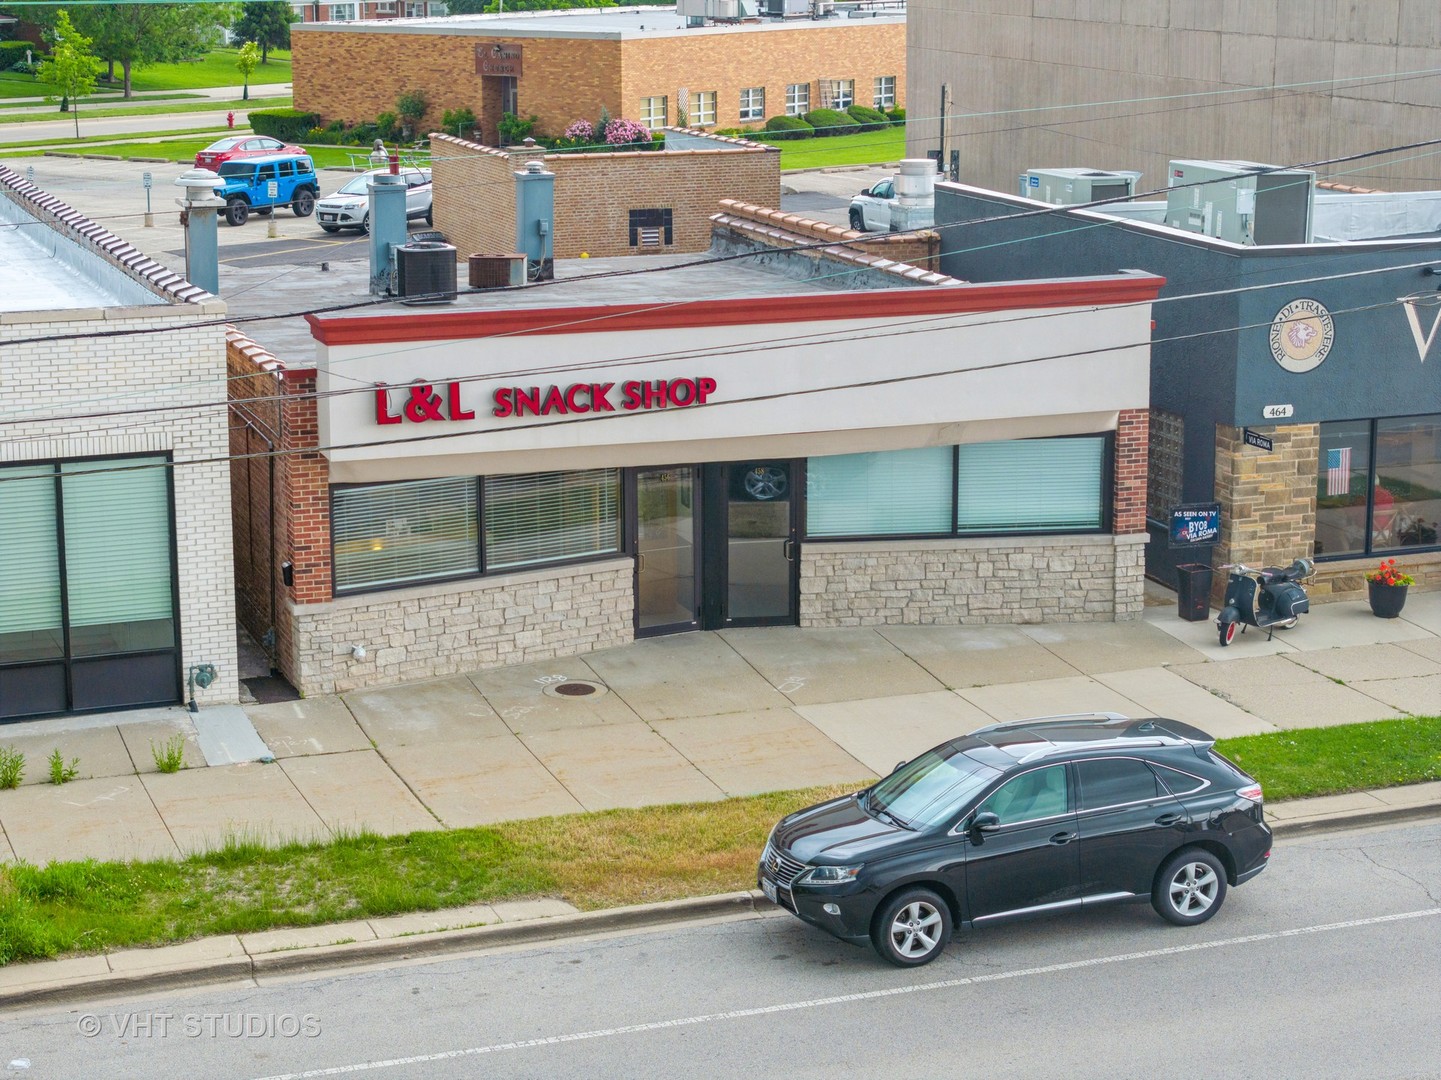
[1,892,774,1010]
[6,800,1439,1009]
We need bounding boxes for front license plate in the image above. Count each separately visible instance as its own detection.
[319,213,336,221]
[761,876,777,903]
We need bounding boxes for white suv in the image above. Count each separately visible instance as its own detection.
[316,167,432,233]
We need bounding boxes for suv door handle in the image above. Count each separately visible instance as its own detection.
[1049,831,1076,845]
[1154,813,1185,827]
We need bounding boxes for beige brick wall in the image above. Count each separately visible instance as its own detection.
[286,558,635,695]
[801,534,1147,626]
[431,134,780,260]
[292,20,904,140]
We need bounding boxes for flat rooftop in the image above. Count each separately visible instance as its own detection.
[0,209,167,313]
[220,251,870,362]
[296,5,903,39]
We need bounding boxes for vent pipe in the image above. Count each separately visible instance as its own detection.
[515,158,554,281]
[369,157,408,295]
[173,168,224,295]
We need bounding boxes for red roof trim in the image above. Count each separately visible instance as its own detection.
[306,275,1166,346]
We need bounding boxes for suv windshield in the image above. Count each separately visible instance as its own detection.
[868,747,999,830]
[337,174,374,195]
[217,162,256,177]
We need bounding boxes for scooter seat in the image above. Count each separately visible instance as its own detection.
[1259,568,1285,583]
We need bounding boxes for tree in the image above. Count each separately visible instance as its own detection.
[232,1,296,65]
[67,4,226,98]
[235,40,259,100]
[37,11,98,138]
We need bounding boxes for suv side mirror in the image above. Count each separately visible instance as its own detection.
[971,811,1001,834]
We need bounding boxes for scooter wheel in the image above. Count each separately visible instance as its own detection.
[1219,621,1237,647]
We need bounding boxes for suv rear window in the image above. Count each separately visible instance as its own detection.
[217,162,255,177]
[1075,757,1164,810]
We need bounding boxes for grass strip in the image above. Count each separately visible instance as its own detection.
[0,49,291,98]
[0,714,1436,967]
[0,126,236,151]
[0,96,291,126]
[752,126,906,170]
[5,136,362,168]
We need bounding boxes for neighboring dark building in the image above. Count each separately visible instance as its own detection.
[934,169,1441,600]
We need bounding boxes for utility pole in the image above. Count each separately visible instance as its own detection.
[937,83,949,175]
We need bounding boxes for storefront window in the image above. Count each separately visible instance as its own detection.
[0,465,63,664]
[956,437,1106,533]
[1376,416,1440,550]
[806,447,954,537]
[484,470,621,570]
[806,436,1108,540]
[333,477,479,592]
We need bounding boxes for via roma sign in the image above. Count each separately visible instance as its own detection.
[374,377,717,425]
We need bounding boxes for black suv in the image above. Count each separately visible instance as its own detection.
[759,713,1271,967]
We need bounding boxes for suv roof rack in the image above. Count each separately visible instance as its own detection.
[972,711,1131,733]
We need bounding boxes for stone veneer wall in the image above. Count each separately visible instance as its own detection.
[285,559,635,695]
[800,534,1146,626]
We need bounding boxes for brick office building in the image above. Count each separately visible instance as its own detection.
[291,7,905,145]
[0,168,238,721]
[225,217,1159,696]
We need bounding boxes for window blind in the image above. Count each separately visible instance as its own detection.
[955,437,1105,533]
[333,477,479,591]
[60,458,174,627]
[0,465,62,643]
[483,470,621,571]
[806,447,953,537]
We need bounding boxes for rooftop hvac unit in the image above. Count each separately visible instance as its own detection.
[1018,168,1142,206]
[395,240,457,304]
[467,253,527,290]
[676,0,752,17]
[1164,159,1315,246]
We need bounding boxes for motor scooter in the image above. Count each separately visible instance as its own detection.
[1216,558,1313,647]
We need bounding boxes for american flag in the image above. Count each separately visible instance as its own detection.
[1326,447,1352,496]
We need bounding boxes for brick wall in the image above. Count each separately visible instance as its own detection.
[1114,408,1148,535]
[430,133,781,260]
[287,558,636,695]
[713,198,941,272]
[226,332,284,654]
[292,20,903,140]
[801,534,1147,626]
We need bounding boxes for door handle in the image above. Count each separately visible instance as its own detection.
[636,553,646,573]
[1049,831,1076,845]
[1154,813,1184,827]
[783,539,795,561]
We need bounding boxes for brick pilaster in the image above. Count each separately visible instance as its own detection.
[280,370,332,606]
[1114,408,1149,534]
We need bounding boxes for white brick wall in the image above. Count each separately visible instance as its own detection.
[0,310,239,706]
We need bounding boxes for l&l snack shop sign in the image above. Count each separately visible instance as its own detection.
[374,377,717,425]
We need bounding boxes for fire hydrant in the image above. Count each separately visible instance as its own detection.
[226,111,235,129]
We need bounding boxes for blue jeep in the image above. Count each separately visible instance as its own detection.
[211,153,319,226]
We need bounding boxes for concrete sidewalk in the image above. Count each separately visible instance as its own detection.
[0,593,1438,866]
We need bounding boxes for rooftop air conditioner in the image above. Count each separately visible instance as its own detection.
[395,241,457,304]
[1163,159,1315,246]
[1019,168,1142,206]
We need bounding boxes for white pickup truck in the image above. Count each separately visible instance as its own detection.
[848,175,934,232]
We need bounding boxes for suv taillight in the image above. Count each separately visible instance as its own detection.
[1237,783,1263,802]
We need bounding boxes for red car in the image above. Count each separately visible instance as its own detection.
[195,135,305,170]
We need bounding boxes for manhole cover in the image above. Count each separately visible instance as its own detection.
[542,680,608,700]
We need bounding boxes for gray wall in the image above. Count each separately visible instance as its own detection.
[908,0,1441,195]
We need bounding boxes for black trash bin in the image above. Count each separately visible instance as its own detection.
[1176,563,1214,621]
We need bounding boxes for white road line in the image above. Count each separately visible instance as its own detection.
[252,906,1441,1080]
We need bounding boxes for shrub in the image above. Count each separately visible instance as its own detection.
[846,104,889,132]
[603,117,651,147]
[762,114,814,140]
[886,108,906,124]
[441,106,476,138]
[250,107,322,143]
[395,89,429,137]
[375,111,400,142]
[803,108,859,135]
[563,118,594,144]
[498,111,539,145]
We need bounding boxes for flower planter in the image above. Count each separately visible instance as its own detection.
[1367,580,1409,618]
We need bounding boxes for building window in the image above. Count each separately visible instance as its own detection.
[785,83,809,116]
[819,79,854,109]
[739,86,765,122]
[691,90,717,127]
[1316,416,1441,558]
[640,96,668,130]
[332,469,623,593]
[873,75,896,110]
[329,3,356,19]
[805,437,1108,540]
[484,471,622,570]
[0,456,179,719]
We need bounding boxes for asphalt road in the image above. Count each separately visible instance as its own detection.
[4,818,1439,1079]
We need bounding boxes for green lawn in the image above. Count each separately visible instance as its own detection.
[0,48,292,99]
[0,95,292,129]
[1,713,1437,967]
[751,126,907,169]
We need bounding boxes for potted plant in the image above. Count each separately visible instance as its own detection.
[1365,558,1415,618]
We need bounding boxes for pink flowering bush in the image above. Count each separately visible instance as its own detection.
[563,118,594,143]
[604,117,651,146]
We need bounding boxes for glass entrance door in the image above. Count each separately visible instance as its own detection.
[635,467,700,635]
[719,461,797,627]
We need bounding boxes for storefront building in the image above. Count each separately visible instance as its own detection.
[934,178,1441,598]
[0,168,237,721]
[229,254,1162,696]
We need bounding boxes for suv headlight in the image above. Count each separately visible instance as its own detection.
[798,865,861,886]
